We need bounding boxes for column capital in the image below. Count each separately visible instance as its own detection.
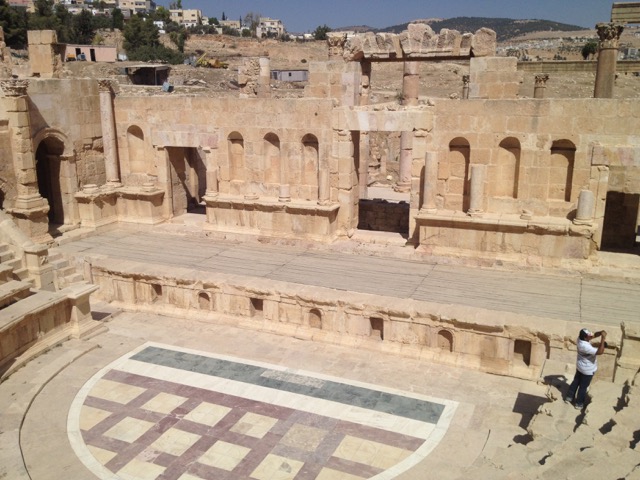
[327,32,348,58]
[596,22,624,49]
[462,75,470,86]
[97,79,113,93]
[534,73,549,87]
[0,79,29,97]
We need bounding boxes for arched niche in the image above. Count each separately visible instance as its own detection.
[495,137,521,198]
[301,134,319,197]
[228,131,245,182]
[437,329,454,352]
[447,137,471,211]
[127,125,146,174]
[549,139,576,202]
[309,308,322,329]
[263,133,280,185]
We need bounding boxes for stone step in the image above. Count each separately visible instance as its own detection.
[4,258,22,272]
[0,280,33,310]
[0,264,13,283]
[11,268,30,283]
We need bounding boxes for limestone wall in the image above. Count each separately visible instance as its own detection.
[27,79,105,187]
[85,256,620,382]
[112,94,340,237]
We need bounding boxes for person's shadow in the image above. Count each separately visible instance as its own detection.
[544,374,568,397]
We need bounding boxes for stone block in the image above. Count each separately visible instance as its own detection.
[470,28,497,57]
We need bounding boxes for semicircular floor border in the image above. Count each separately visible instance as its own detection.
[68,342,458,480]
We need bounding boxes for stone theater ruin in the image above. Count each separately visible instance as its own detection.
[1,7,640,478]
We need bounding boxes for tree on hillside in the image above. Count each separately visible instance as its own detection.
[582,40,598,60]
[313,24,331,41]
[0,0,28,48]
[152,6,170,24]
[243,11,261,37]
[123,14,183,64]
[123,14,159,51]
[71,9,93,44]
[111,8,124,31]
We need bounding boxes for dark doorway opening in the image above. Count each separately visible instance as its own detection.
[167,147,207,216]
[601,191,640,254]
[35,138,65,226]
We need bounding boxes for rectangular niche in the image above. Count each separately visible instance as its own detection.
[514,339,531,366]
[370,316,384,340]
[152,284,162,303]
[250,298,264,318]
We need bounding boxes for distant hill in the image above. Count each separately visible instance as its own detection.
[375,17,587,41]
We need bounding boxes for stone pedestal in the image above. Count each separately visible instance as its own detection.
[594,23,624,99]
[23,243,54,291]
[574,190,595,225]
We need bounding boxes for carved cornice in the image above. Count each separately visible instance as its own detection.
[596,22,624,49]
[534,73,549,87]
[0,79,29,97]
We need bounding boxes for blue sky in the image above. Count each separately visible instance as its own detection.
[156,0,614,33]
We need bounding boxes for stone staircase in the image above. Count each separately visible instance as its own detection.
[0,235,102,380]
[48,249,86,289]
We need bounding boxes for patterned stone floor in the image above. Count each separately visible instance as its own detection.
[68,343,457,480]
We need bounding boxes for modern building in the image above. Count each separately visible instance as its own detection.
[256,17,285,38]
[169,8,202,28]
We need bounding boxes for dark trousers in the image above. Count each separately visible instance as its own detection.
[566,370,593,406]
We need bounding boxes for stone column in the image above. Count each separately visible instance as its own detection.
[278,144,292,203]
[534,73,549,98]
[202,147,218,197]
[154,145,173,218]
[594,23,624,99]
[574,190,595,225]
[402,61,419,106]
[467,164,486,217]
[421,152,438,213]
[318,167,330,205]
[395,131,412,193]
[360,61,371,106]
[257,57,271,99]
[462,75,470,99]
[98,79,121,187]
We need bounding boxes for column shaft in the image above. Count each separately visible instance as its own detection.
[98,80,120,185]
